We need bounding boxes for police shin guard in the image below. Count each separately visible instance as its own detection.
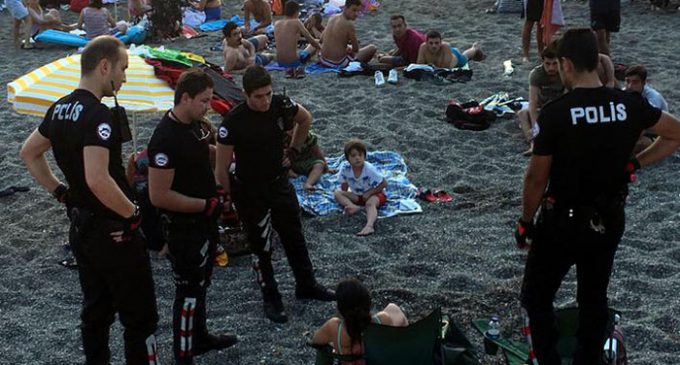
[523,308,561,365]
[172,291,207,365]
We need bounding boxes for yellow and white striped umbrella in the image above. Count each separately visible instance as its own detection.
[7,52,175,117]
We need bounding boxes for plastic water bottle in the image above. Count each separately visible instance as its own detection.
[486,315,500,340]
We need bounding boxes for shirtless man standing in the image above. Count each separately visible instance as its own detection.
[319,0,376,68]
[243,0,272,35]
[274,1,321,78]
[416,31,484,69]
[222,22,274,73]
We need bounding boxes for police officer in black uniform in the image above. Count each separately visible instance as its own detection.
[215,65,335,324]
[147,69,237,365]
[20,36,159,364]
[515,29,680,365]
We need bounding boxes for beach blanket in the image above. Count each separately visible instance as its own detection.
[291,151,422,217]
[265,62,342,74]
[199,15,274,34]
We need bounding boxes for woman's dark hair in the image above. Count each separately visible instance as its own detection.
[89,0,103,9]
[345,0,362,7]
[336,278,372,349]
[174,68,214,105]
[243,65,272,94]
[344,138,367,159]
[555,28,598,72]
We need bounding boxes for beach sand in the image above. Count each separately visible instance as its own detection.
[1,0,679,364]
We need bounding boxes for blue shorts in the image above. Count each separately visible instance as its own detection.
[255,54,271,66]
[390,56,406,66]
[247,37,260,49]
[451,47,468,68]
[7,0,28,20]
[204,6,221,21]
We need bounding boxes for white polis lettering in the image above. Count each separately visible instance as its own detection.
[52,102,83,122]
[570,103,627,125]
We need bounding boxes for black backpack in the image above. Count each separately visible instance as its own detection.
[445,101,496,131]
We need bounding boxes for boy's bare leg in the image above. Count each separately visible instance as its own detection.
[536,26,544,54]
[13,19,21,48]
[521,20,534,62]
[250,34,269,51]
[355,44,377,62]
[462,42,485,62]
[303,44,317,58]
[333,190,360,215]
[357,196,379,236]
[303,163,324,191]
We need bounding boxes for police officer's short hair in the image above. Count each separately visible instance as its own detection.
[81,36,126,76]
[555,29,598,72]
[174,69,214,105]
[222,22,239,39]
[243,65,272,94]
[284,1,300,16]
[426,30,441,40]
[344,138,367,159]
[625,65,648,82]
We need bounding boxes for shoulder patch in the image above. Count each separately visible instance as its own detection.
[97,123,112,141]
[218,126,228,139]
[154,153,169,167]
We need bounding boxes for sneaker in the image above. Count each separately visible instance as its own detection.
[194,333,238,356]
[295,283,336,301]
[387,69,398,84]
[263,295,288,323]
[374,71,385,87]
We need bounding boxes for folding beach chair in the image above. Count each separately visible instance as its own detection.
[312,308,478,365]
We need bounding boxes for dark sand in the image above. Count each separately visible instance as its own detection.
[1,0,680,364]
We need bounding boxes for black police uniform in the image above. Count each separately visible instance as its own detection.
[38,89,159,364]
[217,95,323,317]
[147,112,220,364]
[521,87,661,365]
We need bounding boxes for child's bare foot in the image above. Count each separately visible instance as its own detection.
[343,205,360,216]
[356,226,375,236]
[303,183,316,191]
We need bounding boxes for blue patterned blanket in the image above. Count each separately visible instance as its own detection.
[290,151,422,217]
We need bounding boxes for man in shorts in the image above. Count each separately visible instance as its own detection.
[522,0,544,62]
[319,0,376,68]
[416,31,484,69]
[590,0,621,56]
[222,21,274,73]
[7,0,32,48]
[273,1,320,78]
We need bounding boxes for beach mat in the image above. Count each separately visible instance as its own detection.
[199,15,274,34]
[290,151,422,217]
[265,62,342,75]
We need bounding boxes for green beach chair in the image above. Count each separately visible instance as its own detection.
[312,308,478,365]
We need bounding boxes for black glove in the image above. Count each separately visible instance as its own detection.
[514,218,534,250]
[203,197,224,220]
[624,157,641,183]
[118,205,142,242]
[53,183,70,204]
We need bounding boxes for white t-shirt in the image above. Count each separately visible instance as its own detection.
[339,161,384,195]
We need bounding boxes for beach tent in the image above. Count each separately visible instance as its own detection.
[7,50,174,149]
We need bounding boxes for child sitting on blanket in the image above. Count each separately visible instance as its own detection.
[77,0,128,40]
[333,139,388,236]
[285,129,331,191]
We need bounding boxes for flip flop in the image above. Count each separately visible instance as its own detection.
[416,188,437,203]
[433,190,453,202]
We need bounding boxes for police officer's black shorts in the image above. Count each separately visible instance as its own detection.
[524,0,544,22]
[590,9,621,32]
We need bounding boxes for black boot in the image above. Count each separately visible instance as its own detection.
[263,288,288,323]
[295,282,336,301]
[194,333,238,356]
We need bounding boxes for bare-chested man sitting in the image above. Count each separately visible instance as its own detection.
[222,22,274,73]
[416,31,485,69]
[319,0,376,68]
[189,0,222,21]
[243,0,272,35]
[274,1,321,78]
